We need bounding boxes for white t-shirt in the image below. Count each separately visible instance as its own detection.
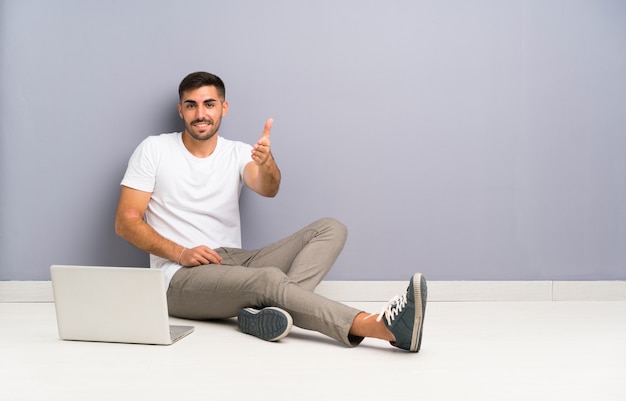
[120,133,253,286]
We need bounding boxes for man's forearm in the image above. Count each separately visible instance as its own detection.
[115,217,183,262]
[256,153,281,197]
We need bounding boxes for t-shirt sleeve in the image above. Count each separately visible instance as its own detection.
[237,142,254,180]
[120,137,158,192]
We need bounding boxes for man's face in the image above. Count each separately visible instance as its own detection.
[178,85,228,141]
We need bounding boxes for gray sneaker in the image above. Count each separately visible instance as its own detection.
[375,273,427,352]
[237,307,293,342]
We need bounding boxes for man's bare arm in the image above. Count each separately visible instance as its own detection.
[114,186,222,266]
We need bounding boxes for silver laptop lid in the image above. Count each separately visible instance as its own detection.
[50,265,193,345]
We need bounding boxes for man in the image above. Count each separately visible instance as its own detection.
[115,72,427,351]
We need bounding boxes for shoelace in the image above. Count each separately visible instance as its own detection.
[366,292,408,325]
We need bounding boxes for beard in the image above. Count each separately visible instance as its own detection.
[184,118,222,141]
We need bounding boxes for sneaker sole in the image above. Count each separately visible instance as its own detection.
[410,273,427,352]
[238,307,293,342]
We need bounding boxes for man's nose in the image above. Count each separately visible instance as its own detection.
[194,105,207,119]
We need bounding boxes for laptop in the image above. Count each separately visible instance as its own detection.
[50,265,194,345]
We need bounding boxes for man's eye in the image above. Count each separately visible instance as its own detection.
[205,103,215,108]
[186,104,195,109]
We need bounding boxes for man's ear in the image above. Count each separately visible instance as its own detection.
[177,103,183,118]
[222,100,229,117]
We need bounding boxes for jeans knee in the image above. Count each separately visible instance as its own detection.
[252,267,292,303]
[255,266,289,287]
[318,217,348,243]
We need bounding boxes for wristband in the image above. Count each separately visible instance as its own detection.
[177,247,187,265]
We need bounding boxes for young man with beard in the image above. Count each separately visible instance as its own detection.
[115,71,427,352]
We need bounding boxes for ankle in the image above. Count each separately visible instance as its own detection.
[350,312,395,341]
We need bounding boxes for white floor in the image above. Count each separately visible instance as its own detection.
[1,301,625,401]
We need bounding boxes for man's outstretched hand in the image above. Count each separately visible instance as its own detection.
[244,117,280,197]
[251,118,273,166]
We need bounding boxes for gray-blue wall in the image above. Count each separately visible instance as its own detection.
[1,0,625,281]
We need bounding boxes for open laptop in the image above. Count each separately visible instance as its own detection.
[50,265,194,345]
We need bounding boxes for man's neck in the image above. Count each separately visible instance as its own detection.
[181,132,219,158]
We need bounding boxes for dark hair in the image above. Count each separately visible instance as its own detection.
[178,72,226,100]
